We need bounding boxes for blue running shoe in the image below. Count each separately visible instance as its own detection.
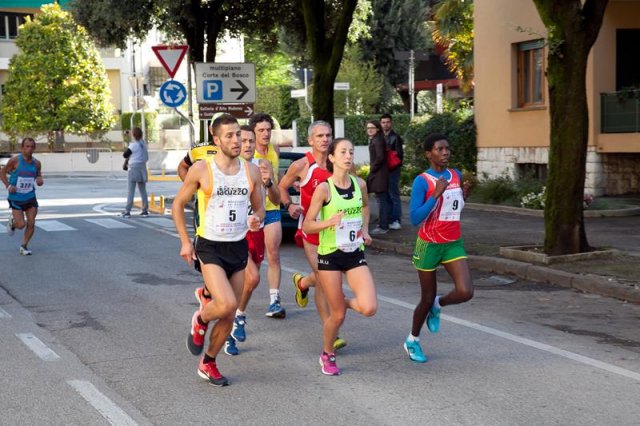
[426,305,441,333]
[265,298,286,319]
[224,336,239,356]
[231,315,246,342]
[404,338,428,363]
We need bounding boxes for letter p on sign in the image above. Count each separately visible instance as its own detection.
[204,80,223,101]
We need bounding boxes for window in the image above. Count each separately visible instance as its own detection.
[0,13,30,40]
[517,40,545,107]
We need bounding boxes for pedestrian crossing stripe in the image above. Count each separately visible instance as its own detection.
[141,217,175,228]
[36,220,77,232]
[84,218,135,229]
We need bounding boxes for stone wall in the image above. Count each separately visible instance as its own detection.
[477,147,640,196]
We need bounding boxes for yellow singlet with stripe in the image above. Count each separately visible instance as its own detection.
[254,143,279,211]
[196,158,254,242]
[188,141,217,164]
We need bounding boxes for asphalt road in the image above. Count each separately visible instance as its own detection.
[1,177,639,425]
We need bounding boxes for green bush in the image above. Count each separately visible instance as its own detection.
[121,111,158,143]
[255,86,299,129]
[469,174,545,206]
[404,111,477,174]
[294,113,411,146]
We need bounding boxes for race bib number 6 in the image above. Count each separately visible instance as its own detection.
[336,217,363,252]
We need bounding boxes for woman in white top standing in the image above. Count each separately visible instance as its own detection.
[121,127,149,217]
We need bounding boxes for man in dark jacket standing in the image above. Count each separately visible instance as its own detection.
[381,114,403,230]
[366,119,390,234]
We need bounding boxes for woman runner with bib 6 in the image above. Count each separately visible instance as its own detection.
[404,133,473,363]
[302,138,377,376]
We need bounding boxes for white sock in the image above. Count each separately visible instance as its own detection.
[433,296,441,310]
[269,289,280,304]
[236,310,245,317]
[407,334,419,342]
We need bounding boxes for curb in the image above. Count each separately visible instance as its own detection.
[370,240,640,304]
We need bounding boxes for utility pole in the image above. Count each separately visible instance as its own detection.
[409,49,415,121]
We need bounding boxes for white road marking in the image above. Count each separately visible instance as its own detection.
[141,217,175,228]
[283,266,640,383]
[93,206,640,383]
[36,197,128,207]
[85,218,135,229]
[0,306,12,319]
[67,380,138,426]
[36,220,77,232]
[16,333,60,361]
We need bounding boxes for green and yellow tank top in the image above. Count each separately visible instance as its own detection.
[318,176,364,255]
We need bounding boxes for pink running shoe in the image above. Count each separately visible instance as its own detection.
[187,311,208,355]
[319,352,340,376]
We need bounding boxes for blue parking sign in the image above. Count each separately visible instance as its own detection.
[203,80,223,101]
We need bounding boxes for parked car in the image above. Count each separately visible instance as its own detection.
[278,151,305,233]
[0,153,12,171]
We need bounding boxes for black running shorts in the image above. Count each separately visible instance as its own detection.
[318,249,367,272]
[194,236,248,278]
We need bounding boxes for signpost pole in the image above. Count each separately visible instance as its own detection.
[409,49,415,121]
[187,54,194,146]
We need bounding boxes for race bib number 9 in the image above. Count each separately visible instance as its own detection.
[16,177,35,194]
[336,217,363,252]
[439,188,464,222]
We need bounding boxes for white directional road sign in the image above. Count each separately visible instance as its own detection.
[195,62,256,104]
[159,80,187,108]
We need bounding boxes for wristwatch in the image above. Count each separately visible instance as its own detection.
[265,178,273,188]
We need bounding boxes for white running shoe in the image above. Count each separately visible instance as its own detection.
[6,216,15,236]
[370,227,389,235]
[19,246,32,256]
[389,221,402,230]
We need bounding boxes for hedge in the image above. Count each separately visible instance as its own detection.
[295,113,411,146]
[404,111,477,173]
[120,111,158,143]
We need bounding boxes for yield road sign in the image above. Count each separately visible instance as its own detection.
[159,80,187,108]
[152,45,188,78]
[199,103,254,119]
[195,63,256,104]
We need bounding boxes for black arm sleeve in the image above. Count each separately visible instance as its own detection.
[123,148,132,159]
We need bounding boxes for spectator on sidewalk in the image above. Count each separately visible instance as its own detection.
[121,127,149,218]
[366,120,390,235]
[381,113,403,230]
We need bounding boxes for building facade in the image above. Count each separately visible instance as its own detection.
[474,0,640,196]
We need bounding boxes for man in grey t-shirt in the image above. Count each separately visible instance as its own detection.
[121,127,149,217]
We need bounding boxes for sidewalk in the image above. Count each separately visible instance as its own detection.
[369,197,640,304]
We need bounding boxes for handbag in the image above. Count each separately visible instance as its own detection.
[386,148,401,170]
[122,158,129,171]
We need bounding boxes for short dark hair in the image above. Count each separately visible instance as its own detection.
[424,133,448,152]
[21,137,36,146]
[240,124,254,134]
[380,113,392,121]
[326,137,352,173]
[211,114,238,137]
[132,127,143,140]
[248,112,274,130]
[366,119,382,133]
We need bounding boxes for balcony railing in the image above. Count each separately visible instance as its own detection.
[601,90,640,133]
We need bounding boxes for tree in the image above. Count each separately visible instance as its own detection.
[71,0,283,63]
[531,0,609,254]
[334,46,384,115]
[299,0,359,124]
[360,0,431,112]
[1,3,114,151]
[431,0,474,91]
